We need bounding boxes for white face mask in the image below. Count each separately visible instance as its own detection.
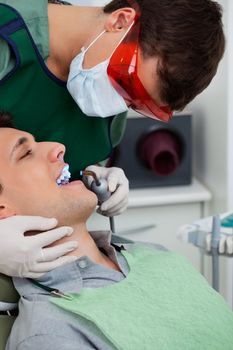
[67,27,132,118]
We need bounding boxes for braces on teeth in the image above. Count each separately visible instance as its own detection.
[56,164,71,186]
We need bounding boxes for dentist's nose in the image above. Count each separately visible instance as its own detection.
[47,143,66,163]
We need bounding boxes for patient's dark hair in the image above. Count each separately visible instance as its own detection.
[0,111,14,193]
[0,111,14,128]
[104,0,225,110]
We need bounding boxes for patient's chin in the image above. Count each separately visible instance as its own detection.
[56,201,97,227]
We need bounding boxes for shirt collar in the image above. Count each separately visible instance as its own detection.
[13,231,130,296]
[89,230,112,248]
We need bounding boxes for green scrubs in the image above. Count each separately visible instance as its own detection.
[0,0,49,79]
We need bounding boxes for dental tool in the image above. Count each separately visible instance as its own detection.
[80,170,116,233]
[211,215,221,292]
[178,213,233,292]
[80,170,101,186]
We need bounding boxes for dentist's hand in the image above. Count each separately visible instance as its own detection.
[0,216,78,278]
[84,165,129,216]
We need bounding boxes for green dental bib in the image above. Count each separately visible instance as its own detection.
[52,247,233,350]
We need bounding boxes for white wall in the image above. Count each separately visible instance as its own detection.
[227,1,233,210]
[225,0,233,309]
[188,0,233,307]
[189,0,229,215]
[69,0,109,5]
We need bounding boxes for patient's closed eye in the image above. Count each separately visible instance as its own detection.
[19,149,33,160]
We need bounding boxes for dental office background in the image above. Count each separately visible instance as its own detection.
[72,0,233,308]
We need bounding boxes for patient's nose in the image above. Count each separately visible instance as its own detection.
[47,143,66,163]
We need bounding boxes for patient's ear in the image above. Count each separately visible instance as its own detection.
[0,204,17,219]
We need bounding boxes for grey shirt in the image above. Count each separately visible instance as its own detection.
[6,232,166,350]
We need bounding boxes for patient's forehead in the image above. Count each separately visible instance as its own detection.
[0,127,31,141]
[0,128,33,160]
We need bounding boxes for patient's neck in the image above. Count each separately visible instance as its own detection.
[54,222,120,271]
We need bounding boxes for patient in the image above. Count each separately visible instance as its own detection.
[1,113,233,350]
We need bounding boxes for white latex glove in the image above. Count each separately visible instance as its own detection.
[84,165,129,216]
[0,216,78,278]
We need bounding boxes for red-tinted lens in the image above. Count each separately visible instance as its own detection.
[107,20,173,122]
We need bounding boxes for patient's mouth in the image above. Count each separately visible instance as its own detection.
[56,164,71,186]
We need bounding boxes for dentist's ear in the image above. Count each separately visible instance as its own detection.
[105,7,136,33]
[0,204,17,220]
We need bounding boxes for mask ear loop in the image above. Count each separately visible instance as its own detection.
[81,29,106,53]
[81,19,135,56]
[109,20,135,59]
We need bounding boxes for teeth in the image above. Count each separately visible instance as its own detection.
[56,164,71,186]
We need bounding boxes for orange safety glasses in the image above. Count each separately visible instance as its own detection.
[107,1,173,122]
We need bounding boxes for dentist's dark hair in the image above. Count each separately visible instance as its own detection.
[104,0,225,111]
[0,111,14,193]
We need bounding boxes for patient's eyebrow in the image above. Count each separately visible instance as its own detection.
[10,137,30,158]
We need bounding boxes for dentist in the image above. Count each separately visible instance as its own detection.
[0,0,225,278]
